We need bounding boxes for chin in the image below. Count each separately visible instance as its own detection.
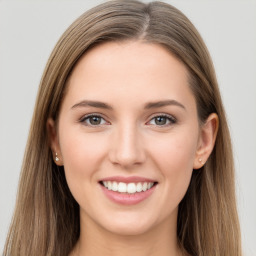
[104,222,153,236]
[97,212,159,237]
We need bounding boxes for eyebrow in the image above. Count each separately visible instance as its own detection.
[144,100,186,110]
[71,99,185,111]
[71,100,113,110]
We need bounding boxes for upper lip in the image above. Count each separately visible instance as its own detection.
[100,176,157,183]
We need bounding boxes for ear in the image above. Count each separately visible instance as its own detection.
[193,113,219,169]
[47,118,63,166]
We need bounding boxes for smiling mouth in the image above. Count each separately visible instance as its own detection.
[99,181,158,194]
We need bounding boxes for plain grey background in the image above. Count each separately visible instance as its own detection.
[0,0,255,255]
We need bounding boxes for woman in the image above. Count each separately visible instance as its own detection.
[3,1,242,255]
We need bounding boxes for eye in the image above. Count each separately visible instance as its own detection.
[80,114,109,126]
[147,114,176,126]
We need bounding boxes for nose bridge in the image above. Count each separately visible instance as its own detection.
[109,120,145,167]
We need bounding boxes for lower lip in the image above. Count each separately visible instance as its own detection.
[100,184,156,205]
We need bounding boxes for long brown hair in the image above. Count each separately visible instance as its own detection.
[3,1,242,255]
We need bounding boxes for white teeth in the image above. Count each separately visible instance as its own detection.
[102,181,155,194]
[136,182,142,192]
[148,182,154,189]
[127,183,136,194]
[112,181,118,191]
[142,182,148,191]
[107,181,112,190]
[118,182,127,193]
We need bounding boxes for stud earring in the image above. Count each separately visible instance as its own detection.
[199,158,202,163]
[55,152,59,162]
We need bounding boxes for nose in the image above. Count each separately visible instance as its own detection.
[108,123,146,168]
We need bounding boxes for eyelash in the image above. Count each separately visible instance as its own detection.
[147,114,177,127]
[79,113,177,127]
[79,114,109,126]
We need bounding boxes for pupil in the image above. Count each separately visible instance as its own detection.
[155,116,166,125]
[90,116,101,125]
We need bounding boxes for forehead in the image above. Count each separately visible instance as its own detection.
[63,41,196,110]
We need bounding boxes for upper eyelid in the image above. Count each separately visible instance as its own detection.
[150,113,175,118]
[148,113,176,121]
[79,113,108,121]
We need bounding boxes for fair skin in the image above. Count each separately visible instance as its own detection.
[48,41,218,256]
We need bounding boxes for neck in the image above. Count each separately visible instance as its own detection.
[72,212,183,256]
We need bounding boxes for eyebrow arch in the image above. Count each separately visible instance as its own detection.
[144,100,186,110]
[71,100,113,110]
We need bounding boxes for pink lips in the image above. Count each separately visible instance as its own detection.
[99,176,157,205]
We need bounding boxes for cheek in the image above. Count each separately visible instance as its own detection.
[151,129,197,168]
[148,130,198,199]
[60,127,107,168]
[58,127,109,194]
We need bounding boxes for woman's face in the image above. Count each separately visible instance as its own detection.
[49,41,212,236]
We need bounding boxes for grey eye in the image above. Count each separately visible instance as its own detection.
[88,116,102,125]
[81,115,108,126]
[154,116,168,125]
[148,115,176,126]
